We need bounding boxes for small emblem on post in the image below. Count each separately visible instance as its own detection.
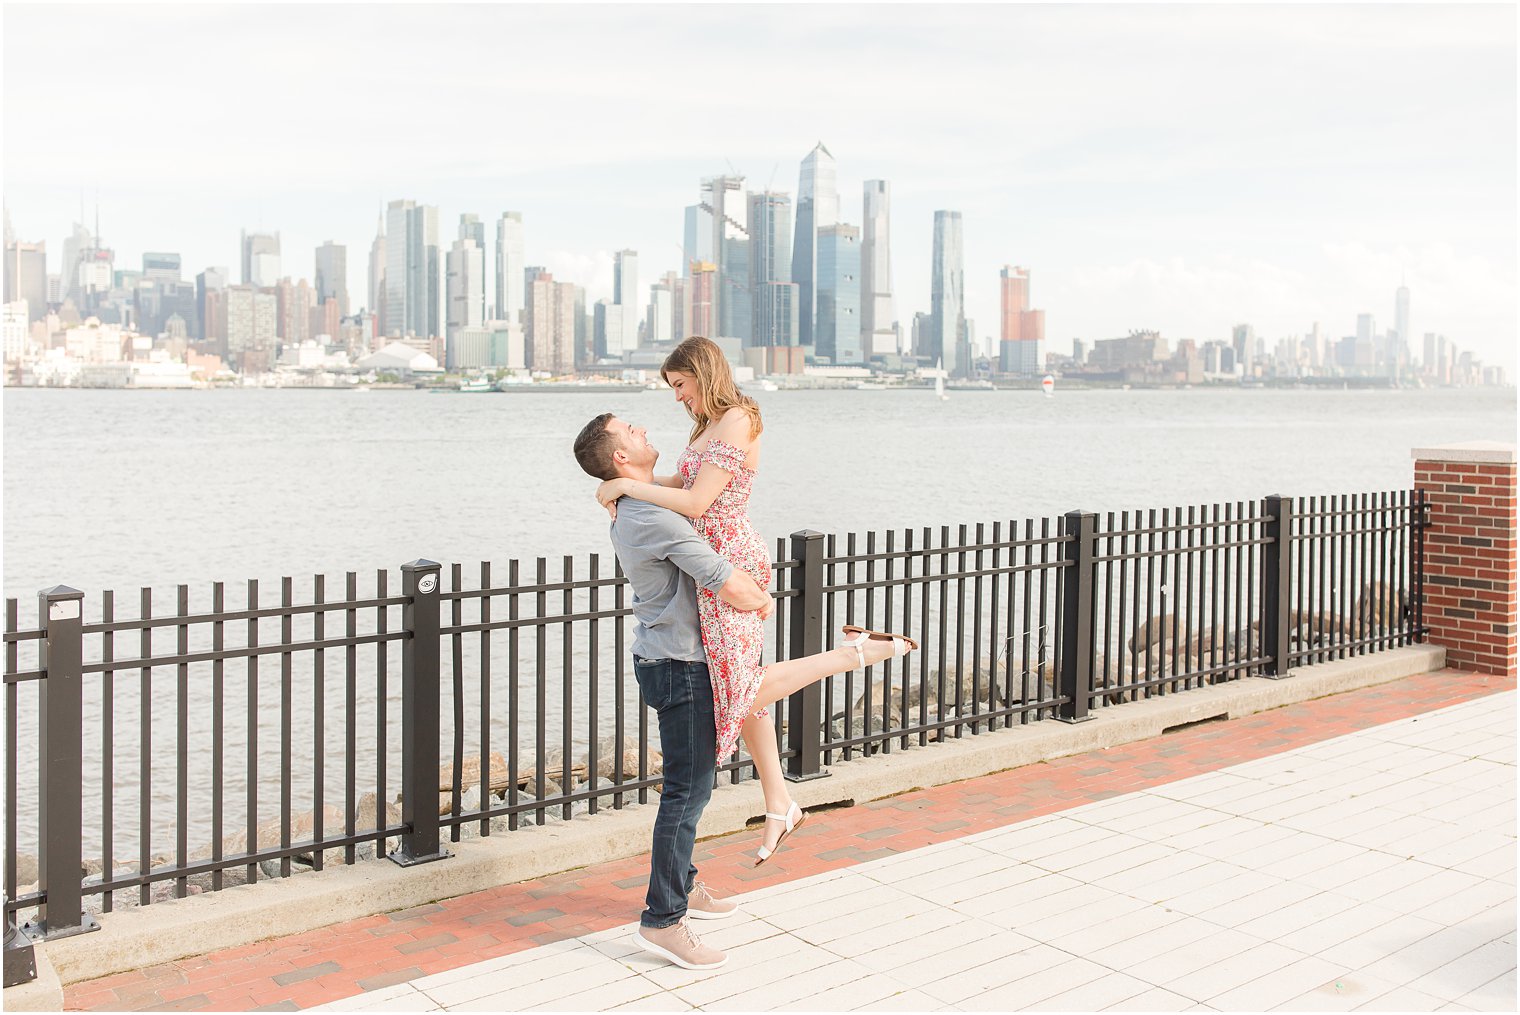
[48,601,81,621]
[417,575,438,595]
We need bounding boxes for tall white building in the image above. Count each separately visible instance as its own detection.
[314,241,348,316]
[385,200,441,338]
[1394,283,1411,361]
[240,229,281,287]
[860,180,895,358]
[446,238,485,355]
[701,176,750,341]
[647,282,673,346]
[791,142,838,350]
[2,301,29,362]
[682,205,713,272]
[367,214,385,320]
[613,249,639,351]
[495,212,525,324]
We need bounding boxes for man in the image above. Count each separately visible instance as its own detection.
[572,412,768,971]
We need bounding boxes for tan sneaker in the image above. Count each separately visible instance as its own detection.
[634,917,728,970]
[688,880,739,920]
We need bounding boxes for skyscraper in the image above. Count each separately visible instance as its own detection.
[446,238,485,353]
[196,267,228,346]
[816,224,861,364]
[930,211,965,376]
[367,214,385,329]
[1000,265,1046,374]
[689,261,716,338]
[748,191,794,348]
[648,275,676,346]
[458,215,487,324]
[4,238,47,323]
[701,176,749,341]
[240,229,281,287]
[495,212,525,323]
[860,181,895,359]
[593,299,626,359]
[1394,283,1411,365]
[142,252,181,283]
[791,142,838,351]
[1232,324,1255,370]
[526,273,576,374]
[613,249,639,351]
[384,200,440,338]
[314,241,348,316]
[683,205,713,272]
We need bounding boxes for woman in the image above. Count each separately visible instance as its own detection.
[597,337,915,864]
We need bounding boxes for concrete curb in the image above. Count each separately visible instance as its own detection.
[28,644,1446,994]
[4,940,64,1012]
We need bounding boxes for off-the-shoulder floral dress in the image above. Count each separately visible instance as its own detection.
[676,438,770,759]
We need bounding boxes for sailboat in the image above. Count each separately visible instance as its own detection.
[934,359,949,401]
[1041,374,1055,397]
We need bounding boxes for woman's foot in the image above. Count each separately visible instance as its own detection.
[840,627,917,669]
[755,800,807,866]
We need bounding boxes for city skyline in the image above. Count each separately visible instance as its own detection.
[3,4,1514,370]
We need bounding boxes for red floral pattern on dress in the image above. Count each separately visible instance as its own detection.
[677,437,770,759]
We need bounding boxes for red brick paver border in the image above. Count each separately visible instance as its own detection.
[63,667,1513,1012]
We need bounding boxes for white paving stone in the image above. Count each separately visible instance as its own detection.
[313,688,1514,1014]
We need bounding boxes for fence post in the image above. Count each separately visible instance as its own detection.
[30,586,99,940]
[785,530,829,781]
[1261,495,1294,679]
[1056,513,1095,723]
[390,560,450,866]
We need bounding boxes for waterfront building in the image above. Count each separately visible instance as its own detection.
[196,267,228,346]
[314,241,348,316]
[3,300,28,361]
[860,180,895,359]
[613,249,639,351]
[224,284,278,368]
[495,212,525,323]
[445,238,485,355]
[240,229,281,287]
[748,191,793,348]
[816,224,861,364]
[791,142,838,350]
[274,277,315,346]
[998,266,1046,375]
[593,299,627,360]
[4,238,47,323]
[930,210,965,377]
[451,319,524,370]
[526,273,576,374]
[683,204,713,272]
[701,175,750,342]
[688,261,716,338]
[367,213,385,327]
[384,199,440,340]
[647,276,675,346]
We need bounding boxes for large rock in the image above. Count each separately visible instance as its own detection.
[217,805,347,875]
[1356,582,1407,631]
[438,751,513,794]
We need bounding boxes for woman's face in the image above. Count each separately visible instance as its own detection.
[666,369,704,415]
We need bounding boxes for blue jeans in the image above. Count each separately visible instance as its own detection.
[632,655,717,929]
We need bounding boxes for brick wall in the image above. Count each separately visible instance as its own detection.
[1413,442,1517,676]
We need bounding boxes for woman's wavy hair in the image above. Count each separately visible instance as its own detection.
[661,336,763,446]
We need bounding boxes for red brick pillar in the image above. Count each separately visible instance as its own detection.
[1413,442,1517,676]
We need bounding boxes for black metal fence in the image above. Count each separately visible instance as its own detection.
[2,489,1428,977]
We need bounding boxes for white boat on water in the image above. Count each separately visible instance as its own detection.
[1042,374,1055,397]
[458,377,496,393]
[934,359,949,401]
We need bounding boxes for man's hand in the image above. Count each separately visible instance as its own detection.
[718,570,771,616]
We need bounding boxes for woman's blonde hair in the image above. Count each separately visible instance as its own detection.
[661,336,764,446]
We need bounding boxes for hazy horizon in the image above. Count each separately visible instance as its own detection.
[4,3,1515,370]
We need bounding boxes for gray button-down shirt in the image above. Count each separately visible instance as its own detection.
[608,498,733,663]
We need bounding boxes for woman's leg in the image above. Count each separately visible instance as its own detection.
[739,711,792,851]
[750,635,903,713]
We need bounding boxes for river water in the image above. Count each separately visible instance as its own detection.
[3,385,1514,866]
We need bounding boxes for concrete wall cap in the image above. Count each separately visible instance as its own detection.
[1412,441,1517,464]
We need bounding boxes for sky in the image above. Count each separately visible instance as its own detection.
[4,3,1516,371]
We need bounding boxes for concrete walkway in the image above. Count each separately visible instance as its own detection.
[65,669,1515,1012]
[310,690,1515,1013]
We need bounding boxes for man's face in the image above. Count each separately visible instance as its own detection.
[607,417,658,471]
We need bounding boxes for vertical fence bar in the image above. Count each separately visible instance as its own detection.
[245,580,258,885]
[209,582,224,889]
[1058,513,1095,723]
[612,558,624,810]
[175,585,189,897]
[4,598,37,988]
[139,587,152,905]
[508,560,522,826]
[1261,495,1293,678]
[344,572,357,865]
[34,586,96,938]
[101,591,115,910]
[786,530,826,781]
[393,559,448,866]
[311,576,326,870]
[587,555,599,814]
[561,556,573,821]
[279,577,293,879]
[450,564,464,840]
[374,569,388,847]
[480,561,492,835]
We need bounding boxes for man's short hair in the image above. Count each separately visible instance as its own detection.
[573,412,622,481]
